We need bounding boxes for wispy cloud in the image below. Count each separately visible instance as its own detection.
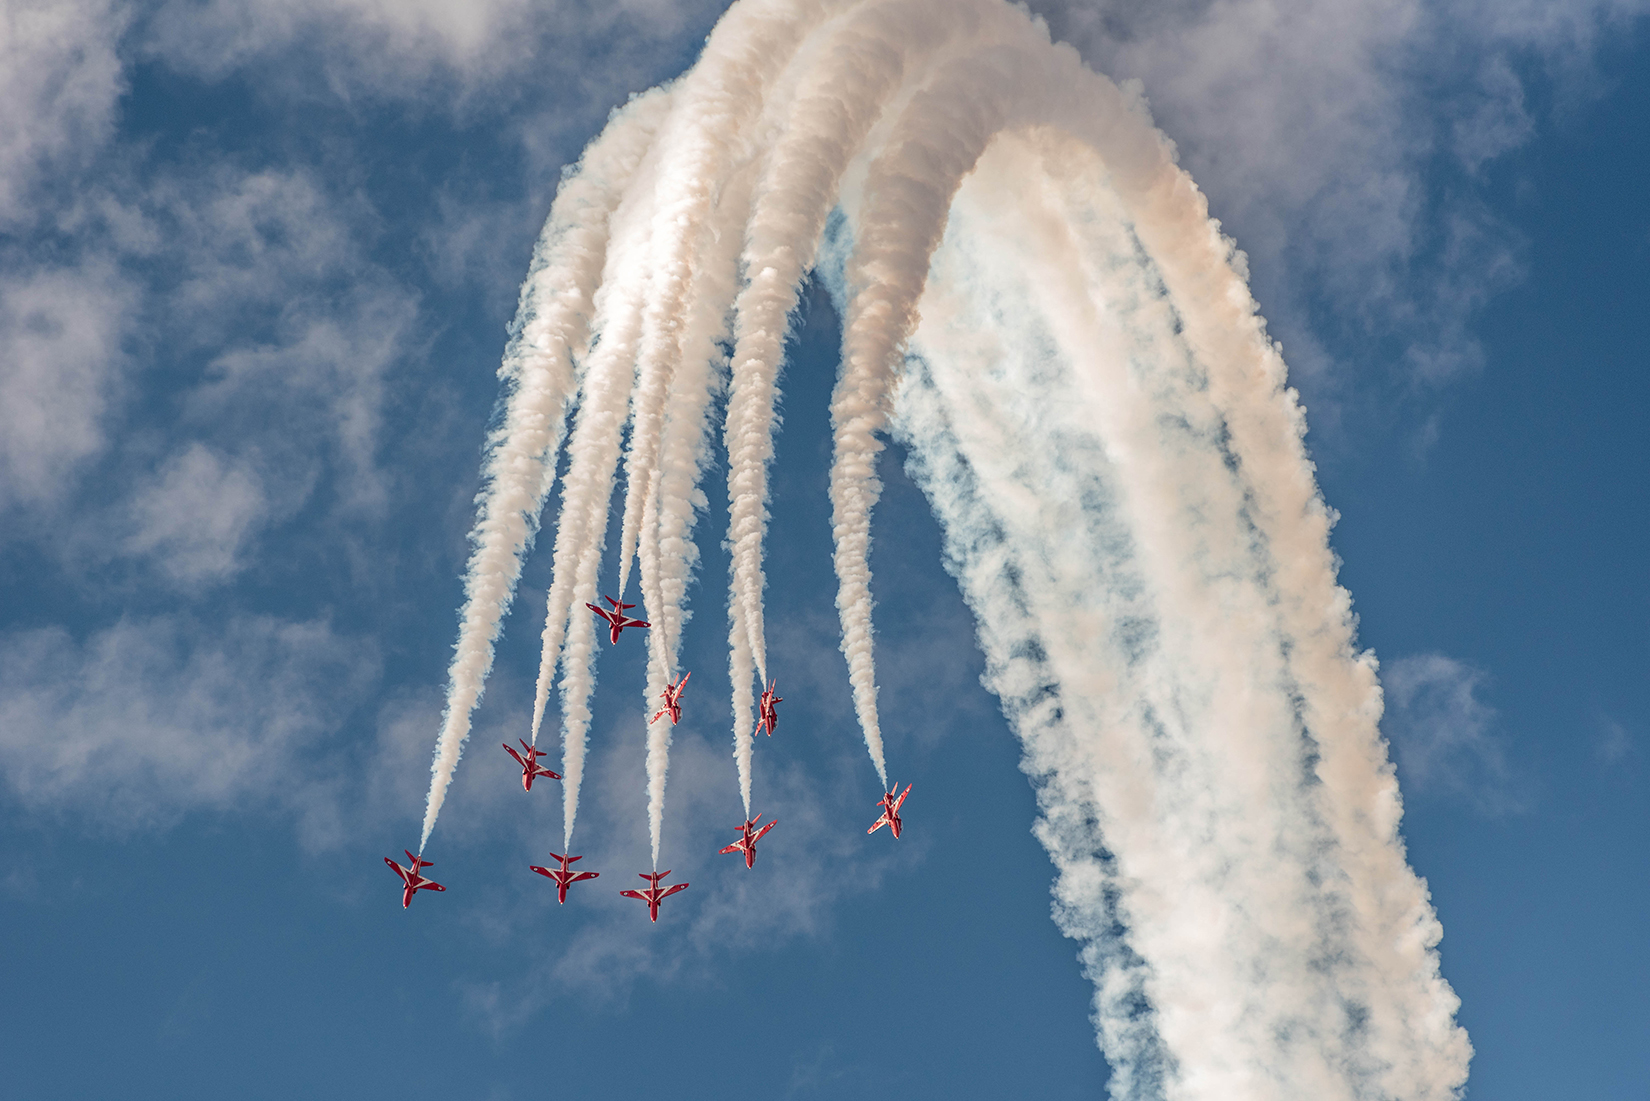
[1595,714,1636,765]
[0,615,379,832]
[4,159,423,582]
[123,443,269,585]
[1383,652,1524,813]
[0,0,128,226]
[1030,0,1649,424]
[140,0,728,106]
[0,260,135,511]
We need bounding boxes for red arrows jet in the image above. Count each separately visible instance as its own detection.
[718,813,777,869]
[620,870,689,922]
[384,850,445,908]
[503,738,561,792]
[867,782,913,839]
[586,595,650,644]
[529,851,599,904]
[650,672,691,726]
[756,679,782,736]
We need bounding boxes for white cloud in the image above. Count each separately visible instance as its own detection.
[0,0,128,226]
[0,165,422,580]
[1029,0,1650,403]
[1382,652,1521,812]
[1596,715,1635,764]
[0,614,380,831]
[0,260,134,511]
[160,168,364,321]
[143,0,539,84]
[187,285,417,518]
[1453,56,1536,175]
[124,443,269,584]
[142,0,727,102]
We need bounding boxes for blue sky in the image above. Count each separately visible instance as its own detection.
[1,1,1646,1098]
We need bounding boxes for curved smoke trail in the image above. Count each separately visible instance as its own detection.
[423,1,1470,1095]
[419,89,671,852]
[723,0,980,811]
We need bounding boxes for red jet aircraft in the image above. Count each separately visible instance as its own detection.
[867,782,913,839]
[503,738,561,792]
[756,679,782,736]
[384,849,445,908]
[586,595,650,644]
[650,672,691,725]
[620,870,689,922]
[529,851,599,904]
[718,813,777,869]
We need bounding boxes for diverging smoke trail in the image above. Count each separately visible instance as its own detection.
[419,89,671,852]
[421,2,1470,1094]
[722,0,983,812]
[544,0,846,854]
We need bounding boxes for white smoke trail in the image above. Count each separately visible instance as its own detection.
[426,2,1470,1094]
[721,0,986,814]
[616,0,852,610]
[543,0,850,856]
[635,150,757,867]
[628,0,850,865]
[522,164,661,849]
[537,234,664,846]
[820,6,1466,1095]
[880,119,1470,1098]
[1096,135,1474,1101]
[417,90,671,852]
[828,31,1066,788]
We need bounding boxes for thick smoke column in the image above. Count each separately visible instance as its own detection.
[421,1,1471,1096]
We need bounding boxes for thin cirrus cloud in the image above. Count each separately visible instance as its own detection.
[1382,652,1524,813]
[0,261,135,512]
[1029,0,1648,412]
[0,615,380,834]
[0,0,127,227]
[140,0,728,102]
[123,443,270,586]
[1595,715,1636,765]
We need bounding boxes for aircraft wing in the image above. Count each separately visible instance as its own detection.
[420,881,445,892]
[528,865,553,878]
[619,890,646,901]
[572,871,599,883]
[868,816,887,834]
[752,821,777,842]
[718,841,746,855]
[660,882,689,899]
[503,743,526,766]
